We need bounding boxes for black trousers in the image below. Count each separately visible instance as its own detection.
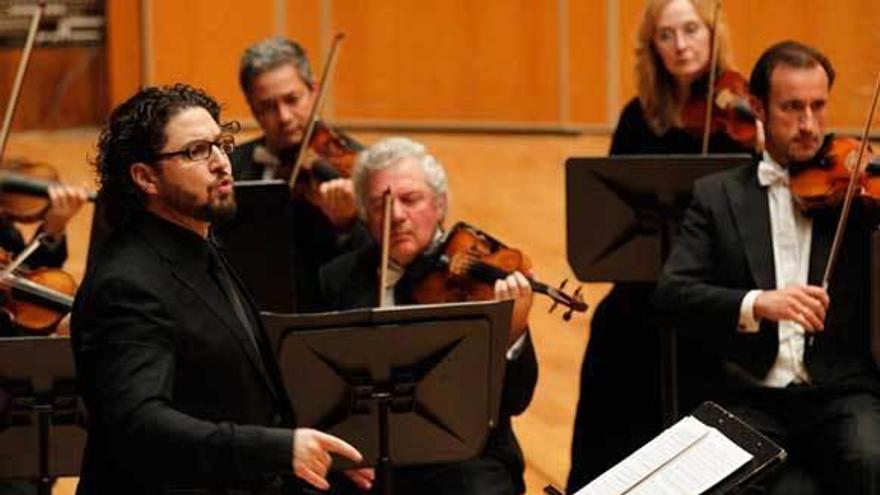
[725,386,880,495]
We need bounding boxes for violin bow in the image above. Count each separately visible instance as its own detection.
[821,71,880,289]
[288,32,346,190]
[0,233,46,280]
[0,2,44,162]
[378,188,394,307]
[700,0,722,155]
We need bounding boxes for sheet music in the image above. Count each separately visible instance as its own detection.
[575,416,753,495]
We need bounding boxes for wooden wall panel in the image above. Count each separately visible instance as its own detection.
[331,0,560,123]
[568,0,608,124]
[0,46,107,130]
[149,0,276,121]
[285,0,322,63]
[98,0,880,130]
[107,0,142,107]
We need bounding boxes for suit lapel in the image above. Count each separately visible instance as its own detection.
[807,213,833,287]
[727,165,776,290]
[136,214,281,399]
[170,261,280,399]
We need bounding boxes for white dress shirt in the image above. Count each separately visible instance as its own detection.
[738,152,813,387]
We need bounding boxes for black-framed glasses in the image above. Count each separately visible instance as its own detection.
[154,133,236,163]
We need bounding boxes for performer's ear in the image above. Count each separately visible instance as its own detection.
[130,162,160,196]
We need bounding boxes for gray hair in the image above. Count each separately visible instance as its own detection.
[352,137,449,221]
[238,37,314,96]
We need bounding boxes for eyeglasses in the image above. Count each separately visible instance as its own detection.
[654,21,706,46]
[154,134,236,163]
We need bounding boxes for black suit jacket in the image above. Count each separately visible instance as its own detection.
[655,162,879,390]
[319,242,539,493]
[72,213,299,495]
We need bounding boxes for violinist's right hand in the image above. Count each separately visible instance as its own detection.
[42,183,91,238]
[311,178,358,229]
[753,284,830,332]
[494,271,534,345]
[293,428,363,490]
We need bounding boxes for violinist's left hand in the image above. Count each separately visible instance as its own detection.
[42,184,91,238]
[312,178,358,229]
[494,271,533,345]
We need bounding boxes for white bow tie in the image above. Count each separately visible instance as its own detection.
[757,160,789,187]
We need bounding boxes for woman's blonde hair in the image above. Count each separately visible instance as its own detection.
[635,0,734,134]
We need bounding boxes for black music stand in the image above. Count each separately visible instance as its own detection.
[565,154,754,424]
[262,300,512,495]
[0,336,85,495]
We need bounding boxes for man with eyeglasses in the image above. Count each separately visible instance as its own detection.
[229,37,367,313]
[71,84,373,495]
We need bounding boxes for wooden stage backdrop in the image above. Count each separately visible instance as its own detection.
[3,0,879,133]
[5,128,612,494]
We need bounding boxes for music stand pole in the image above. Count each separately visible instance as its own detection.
[36,403,52,495]
[375,392,392,495]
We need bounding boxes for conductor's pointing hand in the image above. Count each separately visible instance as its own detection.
[293,428,364,490]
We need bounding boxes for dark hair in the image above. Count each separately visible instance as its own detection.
[94,83,221,226]
[749,40,835,104]
[238,37,313,96]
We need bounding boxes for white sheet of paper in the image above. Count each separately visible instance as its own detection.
[575,415,753,495]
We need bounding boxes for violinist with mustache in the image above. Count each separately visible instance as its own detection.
[655,41,880,494]
[319,137,538,495]
[230,37,367,312]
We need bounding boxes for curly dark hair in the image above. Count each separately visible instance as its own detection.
[93,84,221,227]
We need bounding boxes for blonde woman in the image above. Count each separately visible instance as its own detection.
[568,1,755,492]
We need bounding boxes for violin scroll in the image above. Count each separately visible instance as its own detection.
[547,279,586,322]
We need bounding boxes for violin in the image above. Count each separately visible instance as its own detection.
[405,222,588,321]
[0,247,75,334]
[677,1,757,154]
[0,158,96,223]
[284,119,363,184]
[680,70,757,152]
[789,134,879,212]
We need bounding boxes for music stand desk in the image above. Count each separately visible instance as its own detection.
[565,154,753,424]
[262,300,512,495]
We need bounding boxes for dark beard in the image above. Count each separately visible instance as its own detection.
[193,195,237,223]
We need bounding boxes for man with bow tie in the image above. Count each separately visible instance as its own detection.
[229,37,367,312]
[655,41,880,494]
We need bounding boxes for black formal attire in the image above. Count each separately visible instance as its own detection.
[654,161,880,494]
[225,137,368,313]
[71,213,302,495]
[566,96,750,492]
[319,242,539,495]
